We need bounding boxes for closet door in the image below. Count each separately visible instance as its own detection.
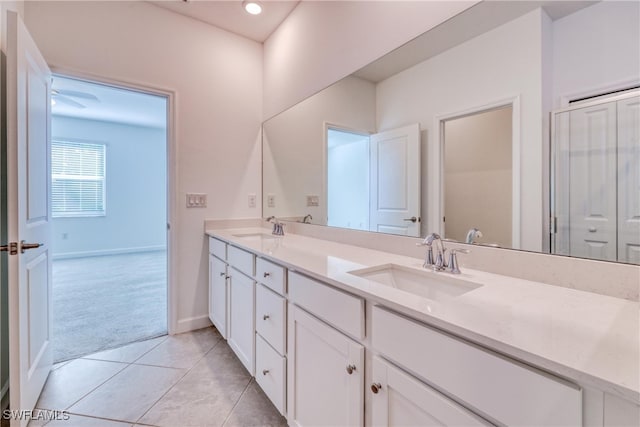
[617,96,640,264]
[568,102,617,261]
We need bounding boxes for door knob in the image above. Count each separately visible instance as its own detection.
[20,241,43,253]
[403,217,418,223]
[263,272,271,278]
[262,369,269,375]
[371,383,382,394]
[263,314,270,320]
[346,364,356,375]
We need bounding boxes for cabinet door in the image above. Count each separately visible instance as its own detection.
[371,357,489,427]
[228,268,256,375]
[209,255,228,339]
[287,304,364,427]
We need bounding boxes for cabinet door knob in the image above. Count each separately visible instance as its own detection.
[263,314,270,320]
[262,369,270,375]
[263,272,271,278]
[219,272,226,277]
[371,383,382,394]
[346,364,356,375]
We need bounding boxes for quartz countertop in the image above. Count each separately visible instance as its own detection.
[206,227,639,403]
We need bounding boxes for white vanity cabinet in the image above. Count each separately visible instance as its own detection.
[226,245,256,376]
[255,257,288,415]
[287,271,365,427]
[371,306,582,427]
[288,304,364,427]
[371,356,490,426]
[208,238,228,338]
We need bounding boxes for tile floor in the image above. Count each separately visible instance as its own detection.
[31,327,287,427]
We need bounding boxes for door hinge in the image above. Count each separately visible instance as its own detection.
[0,242,18,255]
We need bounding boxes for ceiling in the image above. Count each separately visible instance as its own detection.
[52,76,168,128]
[149,0,300,42]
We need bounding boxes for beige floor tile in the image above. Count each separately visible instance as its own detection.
[83,336,167,364]
[36,359,128,410]
[45,413,132,426]
[194,341,252,378]
[134,327,221,369]
[223,381,287,427]
[69,364,186,423]
[138,370,251,427]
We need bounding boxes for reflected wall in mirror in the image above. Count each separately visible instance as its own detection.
[262,0,640,264]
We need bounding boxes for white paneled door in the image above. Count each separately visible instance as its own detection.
[6,11,53,425]
[617,96,640,264]
[369,124,421,237]
[568,102,617,261]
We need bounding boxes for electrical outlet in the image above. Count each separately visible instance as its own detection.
[248,193,256,208]
[186,193,207,208]
[306,195,319,207]
[267,194,276,208]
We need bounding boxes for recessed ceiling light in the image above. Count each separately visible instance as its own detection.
[243,1,262,15]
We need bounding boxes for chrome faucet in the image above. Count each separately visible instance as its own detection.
[302,214,313,224]
[417,232,469,274]
[266,216,285,236]
[465,228,483,244]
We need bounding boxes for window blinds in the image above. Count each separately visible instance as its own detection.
[51,141,106,217]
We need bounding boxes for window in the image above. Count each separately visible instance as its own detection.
[51,141,106,217]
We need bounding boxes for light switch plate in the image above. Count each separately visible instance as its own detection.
[267,194,276,208]
[248,193,257,208]
[186,193,207,208]
[306,195,319,207]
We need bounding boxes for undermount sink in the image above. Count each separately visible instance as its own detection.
[348,264,481,301]
[232,233,279,240]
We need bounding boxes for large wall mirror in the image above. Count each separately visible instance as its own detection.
[262,0,640,265]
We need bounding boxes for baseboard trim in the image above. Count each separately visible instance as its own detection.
[173,315,212,335]
[53,245,166,260]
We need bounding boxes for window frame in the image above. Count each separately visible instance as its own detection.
[51,139,107,218]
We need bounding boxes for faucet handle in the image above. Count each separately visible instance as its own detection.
[448,248,470,274]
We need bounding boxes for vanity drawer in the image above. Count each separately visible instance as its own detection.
[372,306,582,426]
[256,334,286,416]
[256,257,286,295]
[288,271,364,340]
[256,284,286,355]
[227,245,255,276]
[208,237,226,260]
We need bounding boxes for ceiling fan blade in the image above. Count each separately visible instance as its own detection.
[56,89,99,101]
[54,95,86,109]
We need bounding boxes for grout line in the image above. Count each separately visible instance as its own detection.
[133,334,225,425]
[221,378,254,427]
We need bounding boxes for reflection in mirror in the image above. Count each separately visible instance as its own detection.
[443,106,513,248]
[262,0,640,264]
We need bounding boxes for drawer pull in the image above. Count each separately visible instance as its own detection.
[262,369,270,375]
[346,364,356,375]
[371,383,382,394]
[263,272,271,278]
[263,314,270,320]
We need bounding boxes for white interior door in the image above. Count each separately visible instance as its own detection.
[568,102,617,261]
[6,11,53,424]
[617,96,640,264]
[369,124,421,237]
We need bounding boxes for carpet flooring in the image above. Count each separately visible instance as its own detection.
[52,250,168,362]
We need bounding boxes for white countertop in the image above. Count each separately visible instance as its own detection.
[206,227,640,403]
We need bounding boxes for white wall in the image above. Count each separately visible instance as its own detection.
[552,1,640,106]
[376,9,546,251]
[263,0,478,119]
[51,116,166,258]
[263,76,376,223]
[23,1,263,333]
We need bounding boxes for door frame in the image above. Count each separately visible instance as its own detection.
[322,122,372,227]
[432,96,521,248]
[49,67,178,335]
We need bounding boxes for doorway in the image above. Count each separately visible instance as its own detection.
[441,105,514,247]
[51,75,168,362]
